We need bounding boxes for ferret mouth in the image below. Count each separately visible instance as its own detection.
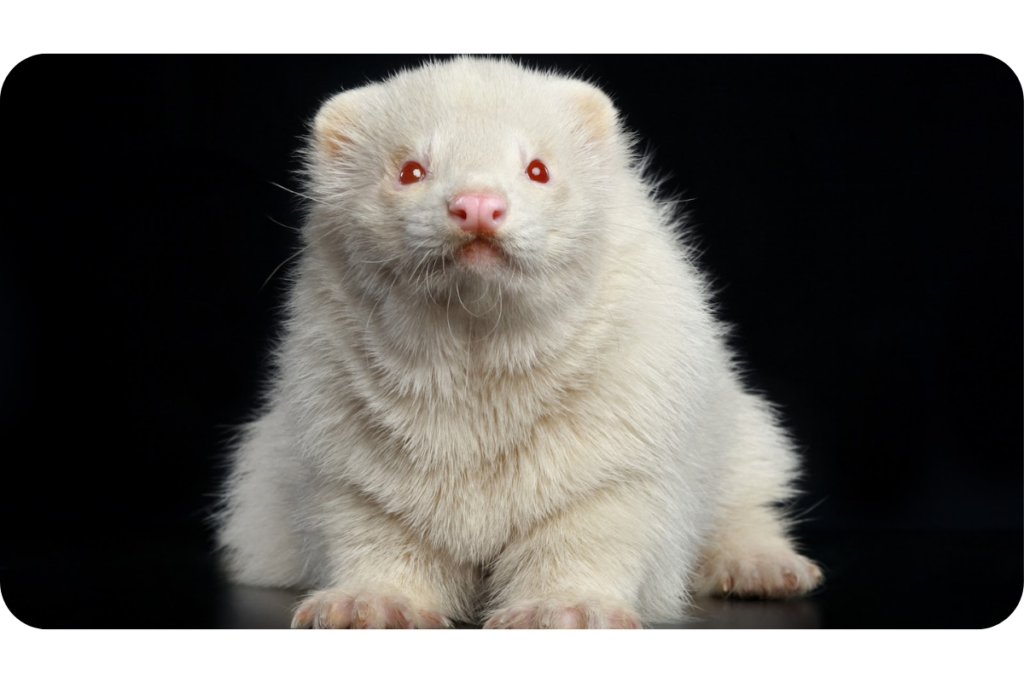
[405,236,517,285]
[457,237,505,265]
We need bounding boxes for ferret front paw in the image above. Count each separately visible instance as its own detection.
[696,548,823,599]
[290,589,451,629]
[483,598,642,629]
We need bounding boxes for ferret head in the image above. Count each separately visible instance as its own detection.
[303,58,634,315]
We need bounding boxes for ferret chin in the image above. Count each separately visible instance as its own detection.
[215,57,822,629]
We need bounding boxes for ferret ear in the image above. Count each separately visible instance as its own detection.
[564,80,621,145]
[311,85,380,158]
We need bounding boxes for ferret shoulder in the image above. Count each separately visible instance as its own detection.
[216,57,822,629]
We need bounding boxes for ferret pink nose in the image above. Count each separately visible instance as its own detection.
[448,192,507,236]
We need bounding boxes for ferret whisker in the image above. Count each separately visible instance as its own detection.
[358,259,395,351]
[474,278,504,342]
[414,254,443,307]
[455,280,472,317]
[357,256,401,265]
[362,268,401,373]
[492,278,505,338]
[268,180,332,207]
[260,217,347,292]
[445,281,457,345]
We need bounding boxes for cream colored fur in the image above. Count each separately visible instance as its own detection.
[215,57,821,629]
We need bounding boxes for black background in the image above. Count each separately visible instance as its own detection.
[1,55,1020,628]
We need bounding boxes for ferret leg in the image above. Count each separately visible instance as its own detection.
[291,491,477,628]
[482,485,672,629]
[692,503,822,598]
[691,387,823,599]
[216,408,307,588]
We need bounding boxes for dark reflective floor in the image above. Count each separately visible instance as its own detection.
[208,584,827,629]
[2,529,1020,628]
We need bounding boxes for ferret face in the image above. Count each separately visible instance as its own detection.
[304,58,631,305]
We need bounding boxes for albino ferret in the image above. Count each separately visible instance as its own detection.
[216,57,822,628]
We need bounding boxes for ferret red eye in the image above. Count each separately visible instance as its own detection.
[399,160,426,185]
[526,159,549,183]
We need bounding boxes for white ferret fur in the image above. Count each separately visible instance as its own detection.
[216,57,822,629]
